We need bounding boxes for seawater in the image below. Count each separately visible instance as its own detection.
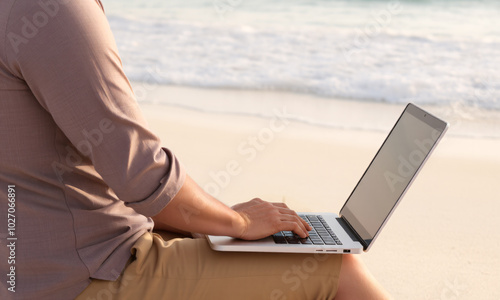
[104,0,500,137]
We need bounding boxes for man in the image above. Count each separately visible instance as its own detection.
[0,0,390,299]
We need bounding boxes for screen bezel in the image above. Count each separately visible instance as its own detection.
[339,103,448,251]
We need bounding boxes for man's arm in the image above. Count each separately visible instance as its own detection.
[152,175,312,240]
[7,1,185,217]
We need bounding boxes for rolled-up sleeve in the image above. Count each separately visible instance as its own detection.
[6,0,185,216]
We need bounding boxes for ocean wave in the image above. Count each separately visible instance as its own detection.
[107,8,500,111]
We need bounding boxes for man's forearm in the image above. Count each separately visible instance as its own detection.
[151,175,245,238]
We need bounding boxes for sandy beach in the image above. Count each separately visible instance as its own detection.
[137,84,500,299]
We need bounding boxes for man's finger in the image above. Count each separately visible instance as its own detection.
[298,216,312,231]
[279,215,309,238]
[271,202,290,209]
[273,207,312,232]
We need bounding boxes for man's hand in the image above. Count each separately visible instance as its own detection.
[152,175,311,241]
[231,198,312,240]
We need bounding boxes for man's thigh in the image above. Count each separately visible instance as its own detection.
[77,232,342,300]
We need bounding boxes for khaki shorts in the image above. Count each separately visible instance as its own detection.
[76,231,342,300]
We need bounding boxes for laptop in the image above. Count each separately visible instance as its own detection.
[207,103,448,254]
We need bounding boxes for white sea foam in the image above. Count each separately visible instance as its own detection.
[106,0,500,137]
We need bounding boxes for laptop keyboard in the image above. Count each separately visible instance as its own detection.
[271,215,342,245]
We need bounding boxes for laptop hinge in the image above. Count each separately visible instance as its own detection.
[337,217,368,249]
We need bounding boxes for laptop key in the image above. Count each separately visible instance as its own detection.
[299,238,313,244]
[311,238,324,245]
[272,235,287,244]
[323,238,337,245]
[285,236,300,244]
[307,215,319,221]
[270,215,342,246]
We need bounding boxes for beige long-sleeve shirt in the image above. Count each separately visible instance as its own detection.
[0,1,185,299]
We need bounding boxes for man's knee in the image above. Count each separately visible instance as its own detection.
[340,254,361,271]
[338,254,367,284]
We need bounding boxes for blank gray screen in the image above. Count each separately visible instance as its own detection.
[340,110,440,244]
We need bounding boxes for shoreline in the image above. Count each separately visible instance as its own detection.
[131,82,500,140]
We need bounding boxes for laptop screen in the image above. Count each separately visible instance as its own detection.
[339,104,447,250]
